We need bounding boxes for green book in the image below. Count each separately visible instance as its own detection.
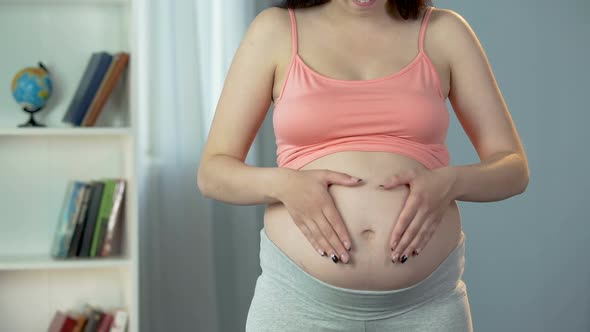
[90,179,117,257]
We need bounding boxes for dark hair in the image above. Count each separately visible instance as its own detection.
[276,0,432,20]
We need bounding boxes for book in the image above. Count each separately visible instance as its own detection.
[82,53,130,127]
[48,305,128,332]
[82,309,104,332]
[63,52,113,126]
[68,183,94,257]
[72,314,88,332]
[62,54,102,124]
[100,179,126,257]
[108,309,128,332]
[62,183,90,257]
[90,179,117,257]
[96,312,114,332]
[48,310,77,332]
[79,181,105,257]
[52,181,86,258]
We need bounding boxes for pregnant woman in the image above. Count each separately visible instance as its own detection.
[198,0,529,331]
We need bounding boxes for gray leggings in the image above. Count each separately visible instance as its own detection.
[245,228,474,332]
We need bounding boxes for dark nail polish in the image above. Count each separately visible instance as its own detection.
[391,258,395,263]
[412,250,417,256]
[357,178,363,182]
[401,255,408,263]
[331,254,339,264]
[379,185,384,188]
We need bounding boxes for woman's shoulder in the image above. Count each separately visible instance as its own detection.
[242,7,292,58]
[426,7,483,58]
[428,7,477,42]
[250,7,291,34]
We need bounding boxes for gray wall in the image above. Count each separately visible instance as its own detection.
[219,0,590,331]
[440,1,590,331]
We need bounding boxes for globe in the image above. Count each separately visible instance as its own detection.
[11,62,52,127]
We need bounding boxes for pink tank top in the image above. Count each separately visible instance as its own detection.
[273,6,450,170]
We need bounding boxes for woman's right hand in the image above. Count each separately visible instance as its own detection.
[276,169,364,264]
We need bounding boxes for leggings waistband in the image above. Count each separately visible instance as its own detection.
[258,228,466,320]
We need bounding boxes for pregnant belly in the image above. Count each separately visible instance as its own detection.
[263,151,463,291]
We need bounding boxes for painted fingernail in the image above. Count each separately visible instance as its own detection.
[331,254,339,264]
[318,249,326,256]
[401,255,408,263]
[415,248,421,255]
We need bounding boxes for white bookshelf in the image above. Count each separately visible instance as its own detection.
[0,0,142,331]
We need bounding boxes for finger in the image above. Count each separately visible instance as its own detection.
[323,170,363,186]
[382,169,416,190]
[305,217,338,261]
[380,174,406,190]
[389,193,420,251]
[404,217,433,257]
[296,218,326,257]
[412,215,442,256]
[322,198,352,251]
[392,209,428,263]
[316,211,350,264]
[287,209,327,257]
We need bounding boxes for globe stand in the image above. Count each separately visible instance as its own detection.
[18,106,45,127]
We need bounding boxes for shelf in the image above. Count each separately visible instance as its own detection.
[0,254,131,270]
[0,127,132,137]
[0,0,128,5]
[0,0,140,329]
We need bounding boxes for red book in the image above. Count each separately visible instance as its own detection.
[48,311,77,332]
[96,312,114,332]
[82,53,130,127]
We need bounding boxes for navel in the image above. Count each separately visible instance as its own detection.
[361,229,376,240]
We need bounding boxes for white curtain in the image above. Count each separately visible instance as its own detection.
[138,0,275,331]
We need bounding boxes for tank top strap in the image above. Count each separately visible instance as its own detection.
[287,8,299,55]
[418,6,434,52]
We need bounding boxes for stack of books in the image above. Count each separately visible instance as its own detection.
[62,52,130,127]
[48,304,128,332]
[52,179,126,259]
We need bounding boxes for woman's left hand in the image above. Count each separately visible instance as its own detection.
[379,166,458,264]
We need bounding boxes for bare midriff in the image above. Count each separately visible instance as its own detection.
[263,151,462,291]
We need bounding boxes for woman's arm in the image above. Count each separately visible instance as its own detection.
[197,8,293,205]
[197,8,362,259]
[436,8,530,202]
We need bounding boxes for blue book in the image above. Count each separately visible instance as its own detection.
[51,181,87,258]
[63,52,113,126]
